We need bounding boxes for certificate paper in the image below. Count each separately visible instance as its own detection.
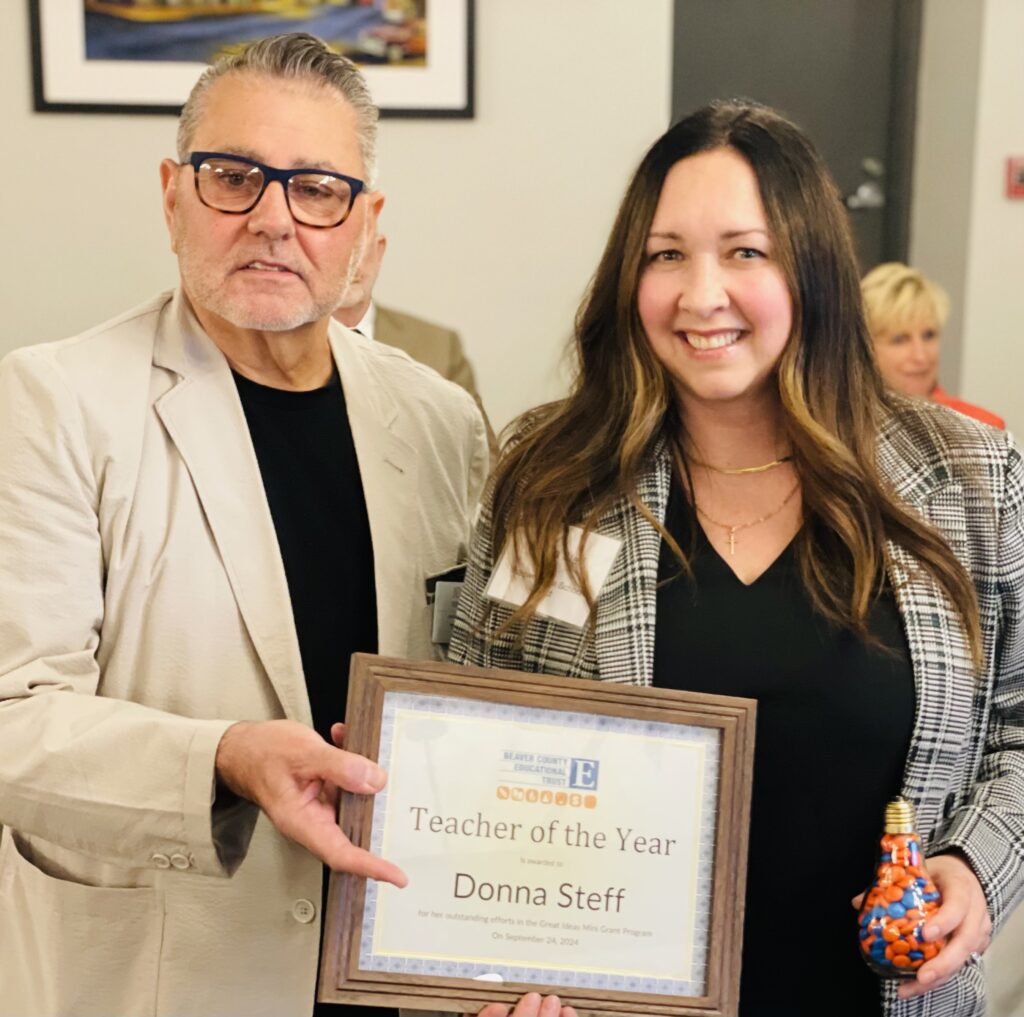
[363,693,716,995]
[320,657,755,1016]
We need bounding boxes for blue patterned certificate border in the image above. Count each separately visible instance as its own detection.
[358,691,720,998]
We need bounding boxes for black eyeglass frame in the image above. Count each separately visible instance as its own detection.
[186,151,366,229]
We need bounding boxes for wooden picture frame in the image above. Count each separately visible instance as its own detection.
[29,0,474,118]
[319,655,756,1016]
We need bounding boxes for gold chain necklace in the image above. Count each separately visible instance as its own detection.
[694,481,801,556]
[689,454,793,475]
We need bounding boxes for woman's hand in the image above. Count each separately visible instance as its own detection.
[472,991,578,1017]
[894,853,992,1000]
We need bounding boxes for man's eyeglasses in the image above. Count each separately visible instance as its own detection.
[186,152,365,229]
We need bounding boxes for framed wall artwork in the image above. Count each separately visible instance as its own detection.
[29,0,474,117]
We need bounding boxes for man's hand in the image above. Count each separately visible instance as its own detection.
[215,719,407,886]
[472,992,577,1017]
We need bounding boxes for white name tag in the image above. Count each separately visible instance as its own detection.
[484,526,622,628]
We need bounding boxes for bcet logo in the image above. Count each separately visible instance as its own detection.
[495,755,600,808]
[569,758,599,790]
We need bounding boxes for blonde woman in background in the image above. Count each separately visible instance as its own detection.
[861,262,1004,428]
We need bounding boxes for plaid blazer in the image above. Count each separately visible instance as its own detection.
[449,399,1024,1017]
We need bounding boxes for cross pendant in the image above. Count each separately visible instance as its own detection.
[728,527,737,555]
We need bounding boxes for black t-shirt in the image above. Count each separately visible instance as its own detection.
[235,368,377,742]
[654,481,915,1017]
[235,370,391,1017]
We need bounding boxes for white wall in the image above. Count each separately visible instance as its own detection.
[958,0,1024,436]
[909,0,984,395]
[0,1,673,432]
[912,0,1023,436]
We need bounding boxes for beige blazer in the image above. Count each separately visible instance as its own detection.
[0,290,489,1017]
[375,304,498,458]
[375,304,481,400]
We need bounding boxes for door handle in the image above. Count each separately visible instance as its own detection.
[846,179,885,210]
[845,157,886,210]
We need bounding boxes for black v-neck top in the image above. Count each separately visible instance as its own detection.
[654,481,915,1016]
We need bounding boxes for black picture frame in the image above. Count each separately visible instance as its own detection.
[28,0,474,118]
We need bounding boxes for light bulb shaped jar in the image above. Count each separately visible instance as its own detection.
[858,797,946,977]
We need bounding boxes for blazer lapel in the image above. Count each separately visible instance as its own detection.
[591,441,671,686]
[152,293,309,723]
[880,421,976,841]
[329,323,420,657]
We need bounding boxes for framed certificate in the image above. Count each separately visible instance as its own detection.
[319,655,756,1016]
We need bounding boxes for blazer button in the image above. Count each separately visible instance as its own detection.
[152,853,171,869]
[170,853,192,870]
[292,898,317,924]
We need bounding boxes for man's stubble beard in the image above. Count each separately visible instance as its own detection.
[175,220,365,333]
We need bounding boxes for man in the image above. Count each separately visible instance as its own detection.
[0,33,487,1017]
[334,224,499,457]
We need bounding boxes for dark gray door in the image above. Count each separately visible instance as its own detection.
[672,0,921,270]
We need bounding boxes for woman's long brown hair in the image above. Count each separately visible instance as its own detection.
[489,101,981,664]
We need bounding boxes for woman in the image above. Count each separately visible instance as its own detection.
[451,101,1023,1017]
[861,262,1004,428]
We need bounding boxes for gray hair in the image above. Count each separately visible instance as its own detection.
[176,32,379,187]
